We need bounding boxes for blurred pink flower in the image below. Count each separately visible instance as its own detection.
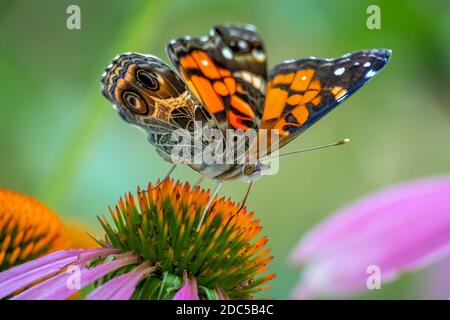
[422,256,450,299]
[290,175,450,298]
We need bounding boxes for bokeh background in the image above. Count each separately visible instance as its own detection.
[1,0,449,299]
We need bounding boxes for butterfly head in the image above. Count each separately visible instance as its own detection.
[241,158,273,182]
[100,52,185,124]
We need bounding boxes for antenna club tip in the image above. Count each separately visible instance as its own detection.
[340,138,351,145]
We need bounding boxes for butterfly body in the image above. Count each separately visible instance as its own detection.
[101,24,391,183]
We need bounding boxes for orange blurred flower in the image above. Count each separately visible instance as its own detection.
[0,189,95,271]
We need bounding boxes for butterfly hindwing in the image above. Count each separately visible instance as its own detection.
[100,53,214,160]
[167,24,267,131]
[261,49,391,147]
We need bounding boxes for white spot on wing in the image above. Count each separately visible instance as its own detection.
[252,49,265,62]
[242,72,251,82]
[244,24,257,31]
[334,67,345,76]
[201,60,209,66]
[234,71,265,93]
[364,62,371,67]
[252,76,263,90]
[230,30,240,37]
[238,40,248,49]
[365,69,377,78]
[336,94,346,103]
[222,47,233,60]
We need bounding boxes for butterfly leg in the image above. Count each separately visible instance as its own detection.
[194,176,204,187]
[139,164,177,195]
[196,180,223,231]
[237,181,253,213]
[154,164,177,188]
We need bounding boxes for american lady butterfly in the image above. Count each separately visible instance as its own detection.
[101,24,391,224]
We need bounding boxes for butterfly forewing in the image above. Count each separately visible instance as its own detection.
[261,49,391,147]
[166,24,267,131]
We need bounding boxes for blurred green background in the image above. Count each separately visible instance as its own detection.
[1,0,449,299]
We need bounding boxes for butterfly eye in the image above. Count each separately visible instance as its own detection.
[122,91,148,114]
[242,164,254,176]
[136,69,159,90]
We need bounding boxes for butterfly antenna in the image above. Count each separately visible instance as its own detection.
[271,138,350,159]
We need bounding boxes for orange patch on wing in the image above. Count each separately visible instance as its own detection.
[236,84,245,94]
[290,69,315,91]
[290,104,310,124]
[300,90,320,105]
[219,68,232,77]
[262,87,289,121]
[191,51,221,79]
[228,111,250,131]
[180,55,198,69]
[311,96,321,106]
[309,79,321,91]
[331,86,347,100]
[271,119,290,137]
[273,73,295,85]
[213,81,229,96]
[287,94,302,105]
[191,75,224,113]
[293,78,322,105]
[224,77,236,95]
[271,104,309,136]
[230,95,255,118]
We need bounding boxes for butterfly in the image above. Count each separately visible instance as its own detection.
[101,24,391,224]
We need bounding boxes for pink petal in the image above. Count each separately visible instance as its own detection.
[172,273,199,300]
[290,175,450,298]
[422,256,450,299]
[12,253,138,300]
[0,248,118,299]
[86,262,155,300]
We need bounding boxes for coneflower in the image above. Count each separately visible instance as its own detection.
[0,189,70,271]
[0,179,274,300]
